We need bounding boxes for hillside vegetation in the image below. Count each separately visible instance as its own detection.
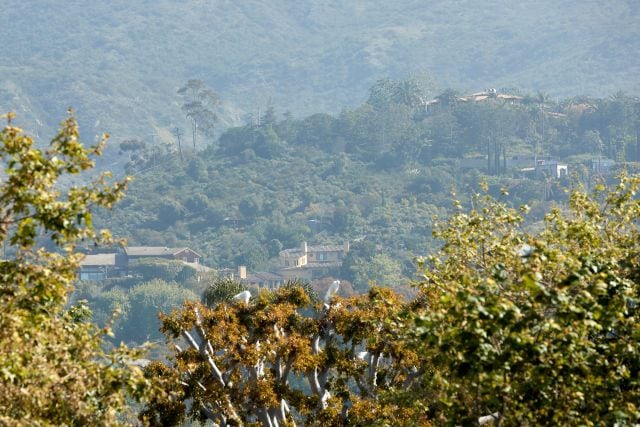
[98,82,640,290]
[2,109,639,426]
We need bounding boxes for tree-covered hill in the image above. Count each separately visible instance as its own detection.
[97,84,640,290]
[1,0,638,150]
[3,106,639,426]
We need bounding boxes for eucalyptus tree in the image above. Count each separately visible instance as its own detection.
[140,282,426,425]
[177,79,220,150]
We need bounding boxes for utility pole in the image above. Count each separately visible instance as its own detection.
[538,103,545,164]
[148,133,158,167]
[174,127,184,161]
[192,121,197,151]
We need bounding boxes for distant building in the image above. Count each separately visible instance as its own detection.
[278,241,349,281]
[78,245,203,281]
[534,159,568,179]
[563,103,596,114]
[460,156,561,172]
[520,159,568,179]
[122,246,202,264]
[79,253,125,281]
[591,158,615,174]
[426,89,524,111]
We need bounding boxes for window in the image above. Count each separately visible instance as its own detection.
[80,271,105,282]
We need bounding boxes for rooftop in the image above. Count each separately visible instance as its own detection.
[80,253,117,266]
[241,271,286,283]
[280,244,345,256]
[123,246,189,257]
[279,261,343,270]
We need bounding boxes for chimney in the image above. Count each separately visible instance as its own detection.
[344,240,350,253]
[302,241,308,254]
[238,265,247,280]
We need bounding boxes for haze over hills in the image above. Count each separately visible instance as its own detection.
[0,0,638,148]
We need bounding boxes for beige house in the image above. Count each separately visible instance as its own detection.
[278,241,349,280]
[223,266,287,290]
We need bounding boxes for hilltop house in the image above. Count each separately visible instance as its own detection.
[426,88,523,112]
[459,155,569,179]
[519,159,568,179]
[278,241,349,281]
[217,242,351,289]
[239,266,287,290]
[78,245,203,281]
[79,253,125,281]
[122,246,202,263]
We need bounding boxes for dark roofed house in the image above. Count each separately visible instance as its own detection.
[77,245,204,281]
[79,253,123,281]
[122,246,202,264]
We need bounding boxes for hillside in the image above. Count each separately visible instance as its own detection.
[96,87,640,290]
[1,0,638,152]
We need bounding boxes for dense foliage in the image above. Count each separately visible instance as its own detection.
[1,103,639,425]
[142,177,640,425]
[74,259,204,345]
[100,87,640,291]
[142,284,422,426]
[0,113,147,425]
[411,178,640,424]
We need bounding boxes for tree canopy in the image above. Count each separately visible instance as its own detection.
[410,178,640,424]
[142,176,640,425]
[0,112,148,425]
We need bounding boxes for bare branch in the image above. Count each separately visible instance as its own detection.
[182,329,225,387]
[478,412,500,425]
[281,355,295,386]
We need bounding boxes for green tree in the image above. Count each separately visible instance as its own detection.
[130,257,187,282]
[177,79,220,149]
[350,253,405,291]
[119,138,146,153]
[0,112,148,424]
[157,198,186,225]
[367,77,426,110]
[202,276,246,306]
[584,129,604,154]
[411,178,640,424]
[122,279,198,344]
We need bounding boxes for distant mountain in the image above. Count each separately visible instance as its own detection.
[1,0,638,151]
